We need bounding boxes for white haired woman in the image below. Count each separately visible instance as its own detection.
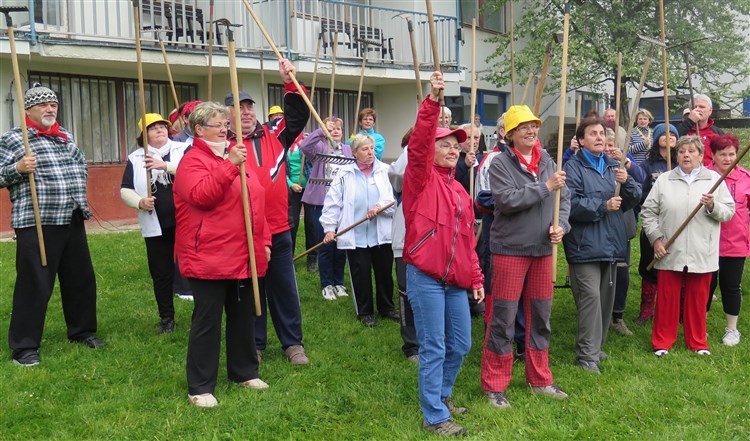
[641,135,735,357]
[320,133,397,327]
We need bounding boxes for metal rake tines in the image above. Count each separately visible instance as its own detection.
[354,37,383,47]
[313,153,356,165]
[308,178,333,187]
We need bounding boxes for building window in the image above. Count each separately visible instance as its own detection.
[29,72,197,164]
[460,88,508,126]
[268,84,373,137]
[459,0,506,34]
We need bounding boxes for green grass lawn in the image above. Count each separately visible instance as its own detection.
[1,227,748,440]
[1,129,749,440]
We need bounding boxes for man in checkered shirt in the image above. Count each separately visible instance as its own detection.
[0,84,105,367]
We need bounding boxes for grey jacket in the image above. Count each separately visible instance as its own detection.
[489,148,571,256]
[388,147,408,258]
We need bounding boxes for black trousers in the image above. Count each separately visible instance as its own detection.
[347,244,395,317]
[144,227,176,319]
[186,278,258,395]
[396,257,419,357]
[288,189,316,258]
[9,210,97,357]
[707,256,746,316]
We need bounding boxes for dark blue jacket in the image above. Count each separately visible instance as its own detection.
[562,152,642,263]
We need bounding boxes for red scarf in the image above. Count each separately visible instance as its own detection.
[26,115,68,142]
[511,145,541,175]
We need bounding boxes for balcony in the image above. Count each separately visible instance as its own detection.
[4,0,460,70]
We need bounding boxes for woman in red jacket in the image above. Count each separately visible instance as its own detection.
[403,72,485,437]
[174,102,272,408]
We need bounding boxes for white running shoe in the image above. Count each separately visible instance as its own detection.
[334,285,349,297]
[176,293,194,301]
[722,328,741,347]
[322,285,337,301]
[654,349,669,358]
[695,349,711,356]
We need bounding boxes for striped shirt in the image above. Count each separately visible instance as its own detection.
[0,125,91,228]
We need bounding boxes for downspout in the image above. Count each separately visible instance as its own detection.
[29,0,37,45]
[283,0,291,59]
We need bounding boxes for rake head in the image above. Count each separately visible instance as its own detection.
[313,153,356,165]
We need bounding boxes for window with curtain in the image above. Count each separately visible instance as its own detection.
[459,0,506,34]
[29,72,197,164]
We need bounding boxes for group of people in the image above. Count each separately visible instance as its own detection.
[2,66,748,436]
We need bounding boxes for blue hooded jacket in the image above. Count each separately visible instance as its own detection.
[562,151,642,263]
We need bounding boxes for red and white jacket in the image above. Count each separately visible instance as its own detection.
[173,137,272,280]
[402,97,484,290]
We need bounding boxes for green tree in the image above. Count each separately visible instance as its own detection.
[484,0,750,117]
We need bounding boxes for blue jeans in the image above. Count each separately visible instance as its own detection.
[307,204,346,287]
[406,264,471,425]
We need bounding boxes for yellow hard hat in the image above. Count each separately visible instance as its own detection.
[138,113,171,132]
[504,105,541,133]
[268,105,283,116]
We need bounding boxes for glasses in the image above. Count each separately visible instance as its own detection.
[203,122,231,129]
[437,143,461,152]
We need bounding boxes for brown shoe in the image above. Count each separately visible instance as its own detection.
[443,397,468,415]
[284,345,309,365]
[611,319,633,336]
[422,419,466,437]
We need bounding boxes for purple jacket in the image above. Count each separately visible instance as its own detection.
[300,128,353,205]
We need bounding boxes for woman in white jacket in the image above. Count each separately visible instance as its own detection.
[641,135,735,357]
[120,113,189,334]
[321,133,397,327]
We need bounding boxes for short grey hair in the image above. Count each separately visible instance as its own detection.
[189,102,229,134]
[350,133,375,153]
[692,93,713,109]
[675,134,704,155]
[496,113,505,131]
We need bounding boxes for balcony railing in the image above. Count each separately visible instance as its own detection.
[7,0,459,69]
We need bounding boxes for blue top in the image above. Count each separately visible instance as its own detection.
[352,168,380,248]
[349,128,385,160]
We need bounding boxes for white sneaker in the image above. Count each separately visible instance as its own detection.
[189,393,218,408]
[654,349,669,358]
[722,328,741,347]
[322,285,337,301]
[334,285,349,297]
[695,349,711,356]
[176,293,194,301]
[239,378,269,389]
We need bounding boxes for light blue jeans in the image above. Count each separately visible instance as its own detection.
[406,264,472,424]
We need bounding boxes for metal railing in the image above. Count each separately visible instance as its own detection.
[10,0,458,67]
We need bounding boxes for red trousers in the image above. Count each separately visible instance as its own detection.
[652,269,711,352]
[481,255,554,392]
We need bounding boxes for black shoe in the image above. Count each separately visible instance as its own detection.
[358,314,376,327]
[380,310,400,323]
[470,301,485,318]
[159,317,176,335]
[514,351,525,363]
[13,349,40,367]
[306,258,318,273]
[71,335,106,349]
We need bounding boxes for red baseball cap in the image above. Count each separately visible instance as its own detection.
[436,127,467,143]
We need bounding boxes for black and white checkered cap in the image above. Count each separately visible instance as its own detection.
[24,83,58,109]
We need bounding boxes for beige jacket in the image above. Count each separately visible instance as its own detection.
[641,166,735,273]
